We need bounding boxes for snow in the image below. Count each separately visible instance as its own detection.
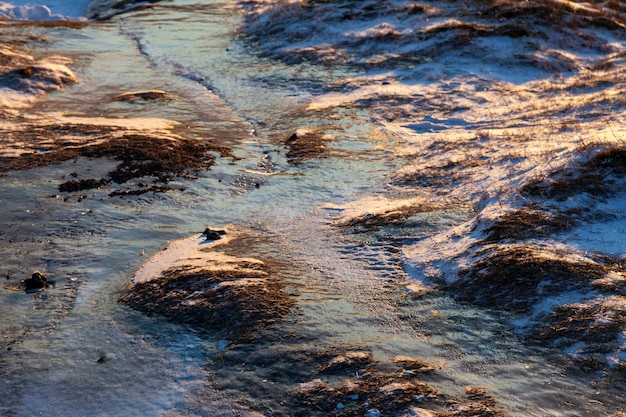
[0,50,77,109]
[0,1,90,20]
[2,0,625,376]
[235,0,626,365]
[131,227,265,285]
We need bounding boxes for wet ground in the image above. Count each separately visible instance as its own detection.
[1,1,626,416]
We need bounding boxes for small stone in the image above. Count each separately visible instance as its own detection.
[202,227,226,241]
[336,403,345,410]
[217,339,229,352]
[24,271,47,292]
[365,409,381,417]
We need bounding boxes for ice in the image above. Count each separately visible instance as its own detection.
[0,1,90,19]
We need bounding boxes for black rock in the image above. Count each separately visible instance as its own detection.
[24,271,47,292]
[285,133,298,145]
[202,227,226,241]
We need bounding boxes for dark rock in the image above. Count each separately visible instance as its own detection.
[202,227,226,241]
[24,271,47,292]
[285,133,298,144]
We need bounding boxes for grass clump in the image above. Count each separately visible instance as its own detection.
[120,261,295,342]
[522,145,626,201]
[453,246,610,313]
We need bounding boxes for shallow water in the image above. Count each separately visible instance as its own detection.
[1,1,624,416]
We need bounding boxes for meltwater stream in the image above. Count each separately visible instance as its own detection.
[0,1,624,416]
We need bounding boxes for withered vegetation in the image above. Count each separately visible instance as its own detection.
[454,246,615,314]
[0,125,233,196]
[120,260,295,341]
[293,359,504,417]
[283,131,330,165]
[522,146,626,201]
[337,203,448,231]
[482,204,578,243]
[392,167,467,192]
[535,298,626,346]
[240,0,626,73]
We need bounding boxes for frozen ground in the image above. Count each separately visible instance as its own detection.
[1,0,626,416]
[236,0,626,373]
[0,0,91,19]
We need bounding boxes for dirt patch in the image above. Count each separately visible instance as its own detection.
[452,245,612,313]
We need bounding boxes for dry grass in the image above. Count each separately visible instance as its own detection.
[535,297,626,347]
[522,145,626,201]
[283,130,330,165]
[482,205,578,243]
[337,203,448,231]
[239,0,626,73]
[0,125,233,196]
[453,246,611,313]
[120,260,295,342]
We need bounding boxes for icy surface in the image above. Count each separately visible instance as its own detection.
[2,0,626,415]
[0,1,90,19]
